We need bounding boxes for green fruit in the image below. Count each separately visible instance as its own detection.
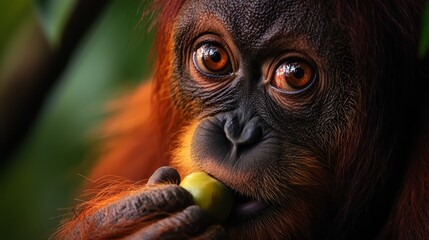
[180,172,235,223]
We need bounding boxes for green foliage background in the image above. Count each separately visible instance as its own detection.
[0,0,153,239]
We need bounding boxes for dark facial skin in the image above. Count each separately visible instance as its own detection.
[171,0,358,238]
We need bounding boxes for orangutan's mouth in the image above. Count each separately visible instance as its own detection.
[228,191,268,222]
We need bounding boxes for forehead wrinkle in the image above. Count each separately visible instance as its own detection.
[185,0,318,52]
[175,0,335,67]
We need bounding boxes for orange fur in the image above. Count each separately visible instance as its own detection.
[171,120,203,178]
[87,0,186,188]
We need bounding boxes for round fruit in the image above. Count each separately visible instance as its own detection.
[180,172,235,223]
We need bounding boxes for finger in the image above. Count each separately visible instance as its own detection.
[125,205,214,240]
[191,225,227,240]
[193,225,227,240]
[147,166,181,185]
[74,185,193,239]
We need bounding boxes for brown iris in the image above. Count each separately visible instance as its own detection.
[272,60,314,92]
[194,44,231,75]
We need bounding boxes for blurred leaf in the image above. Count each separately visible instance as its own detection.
[0,0,33,59]
[0,0,154,239]
[419,0,429,58]
[36,0,77,48]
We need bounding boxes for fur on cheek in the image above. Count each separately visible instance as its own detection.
[171,120,201,178]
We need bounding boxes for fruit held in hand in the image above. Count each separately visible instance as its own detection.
[180,172,235,223]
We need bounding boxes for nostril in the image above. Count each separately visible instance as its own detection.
[224,115,262,147]
[239,121,262,145]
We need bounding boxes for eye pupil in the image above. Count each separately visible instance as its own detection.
[292,67,304,79]
[209,49,221,63]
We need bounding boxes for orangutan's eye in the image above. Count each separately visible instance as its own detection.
[193,43,232,76]
[271,59,315,92]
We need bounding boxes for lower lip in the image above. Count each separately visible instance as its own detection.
[230,199,267,221]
